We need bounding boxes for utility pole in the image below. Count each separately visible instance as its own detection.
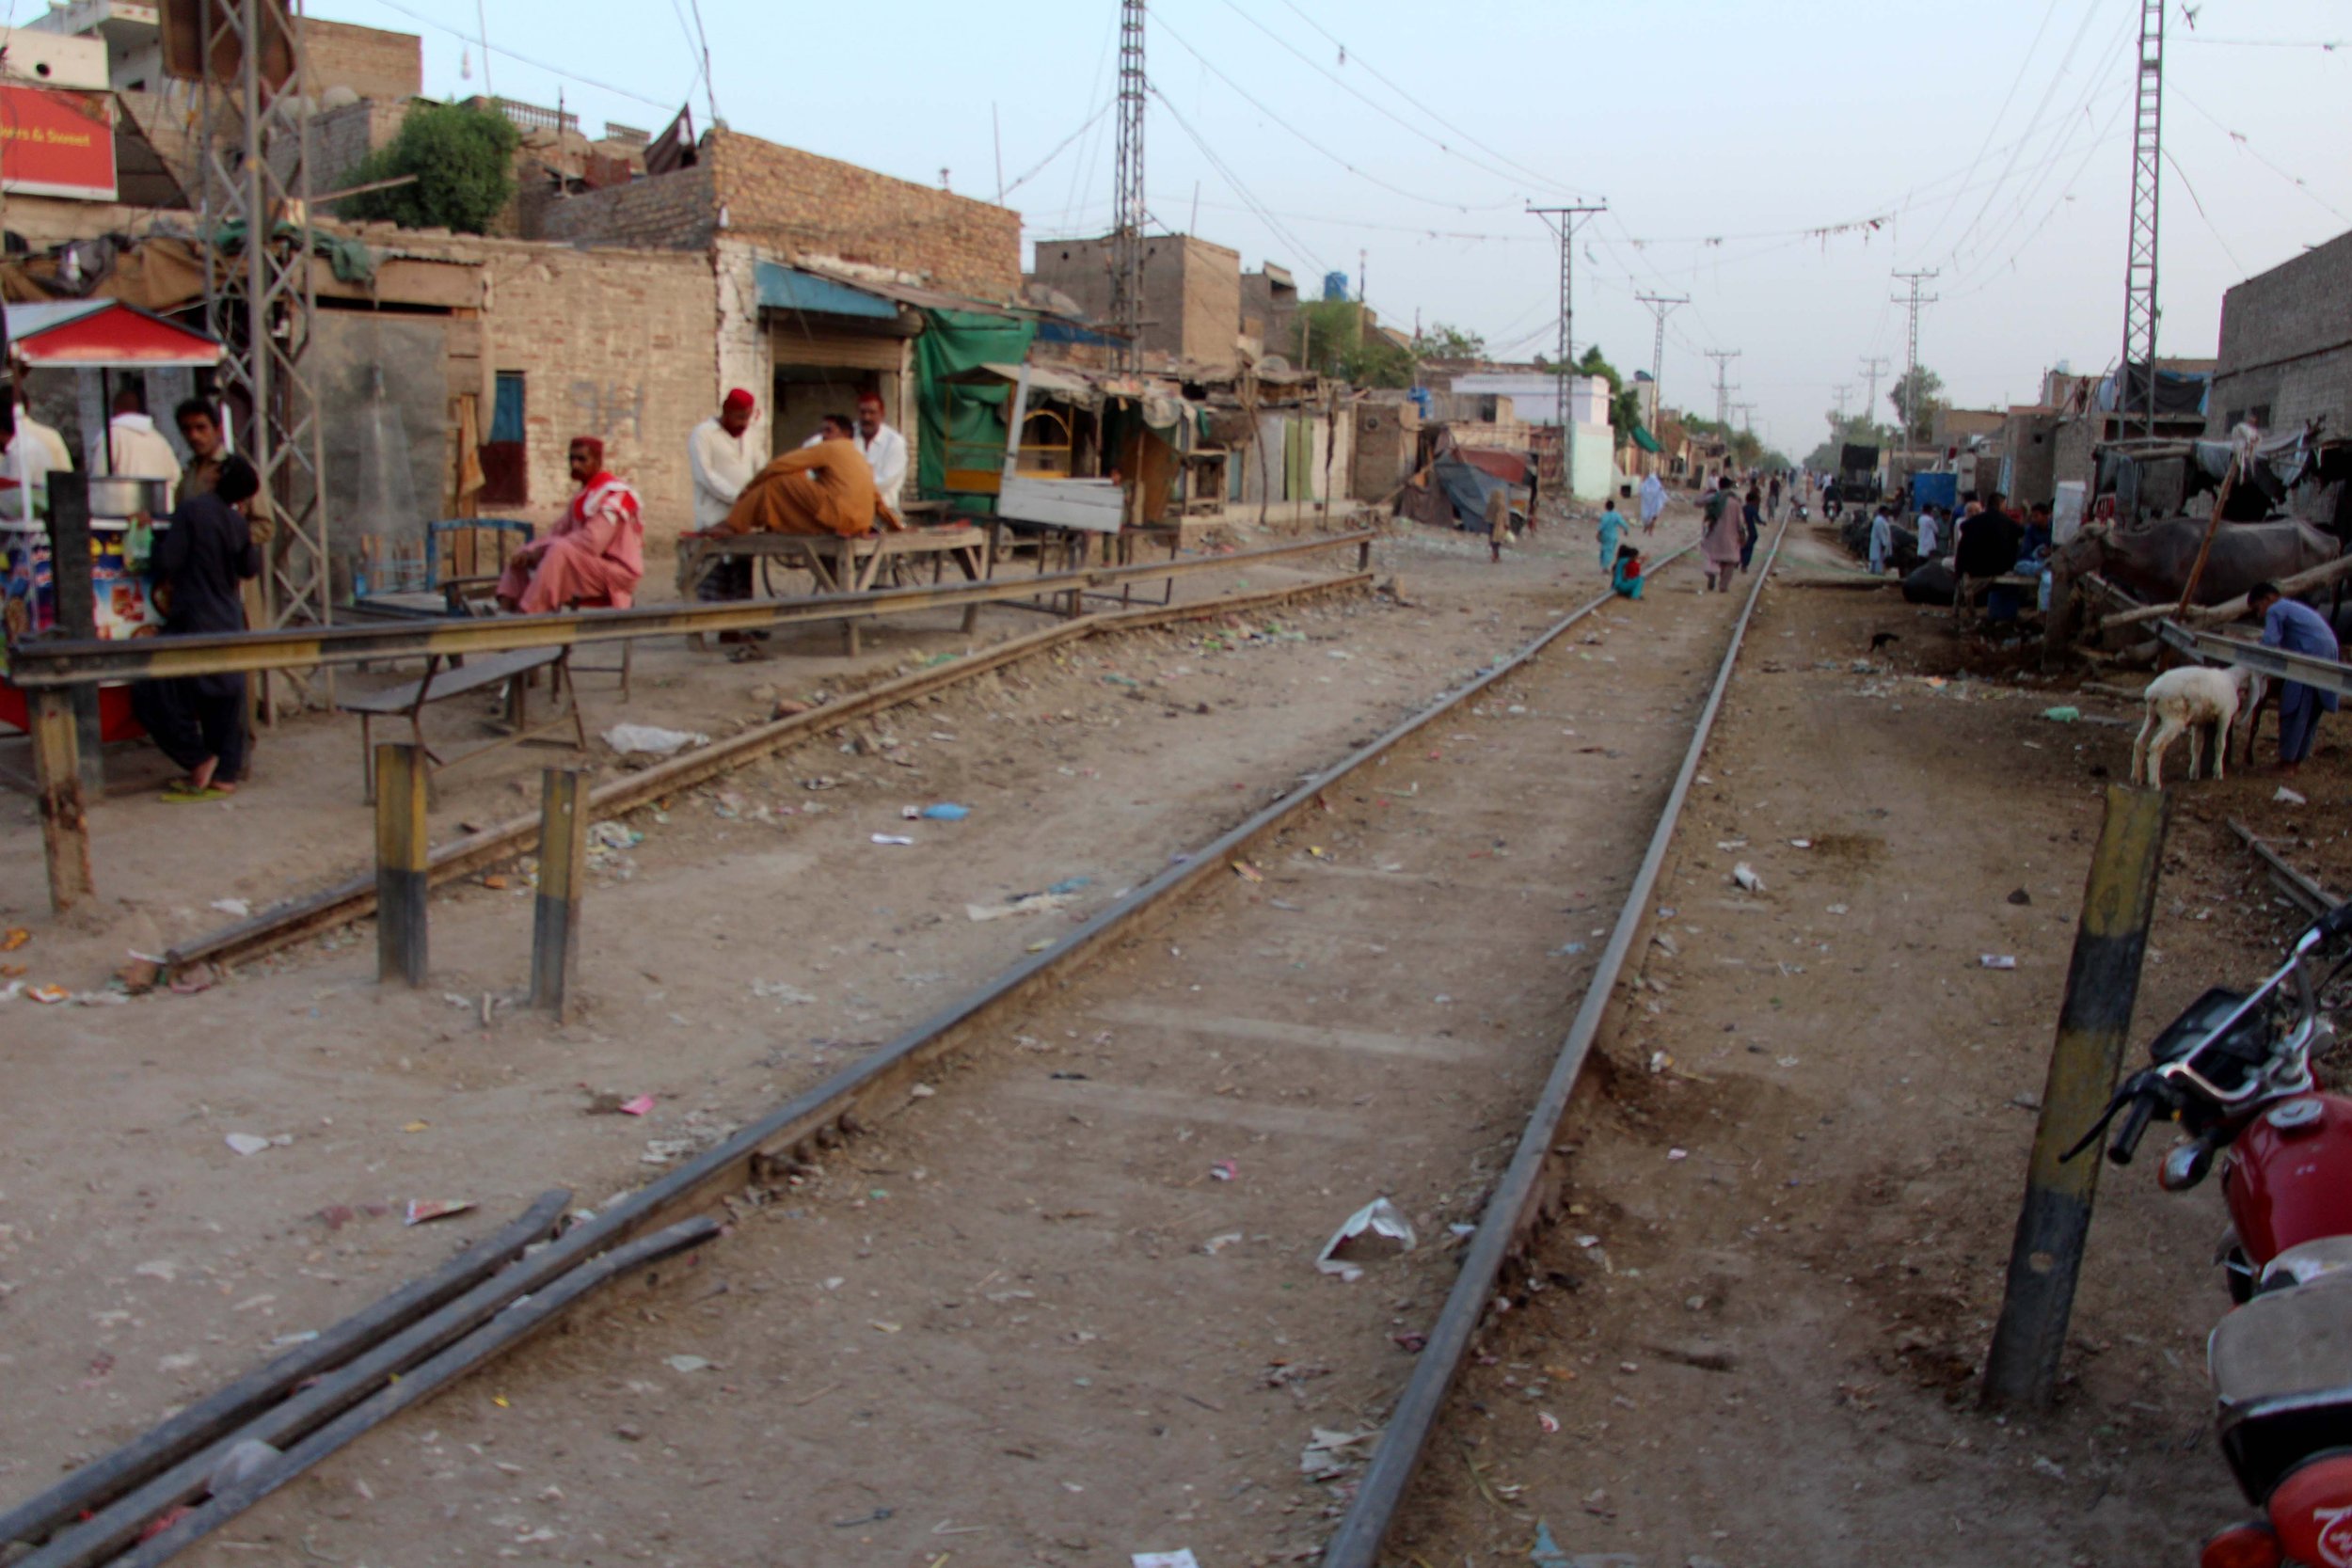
[1109,0,1147,372]
[1832,382,1853,424]
[1731,402,1756,436]
[1858,356,1890,432]
[1892,269,1939,465]
[1634,293,1687,436]
[2122,0,2165,436]
[1529,201,1608,481]
[1704,349,1740,432]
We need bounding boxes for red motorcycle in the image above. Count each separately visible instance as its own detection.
[2072,907,2352,1567]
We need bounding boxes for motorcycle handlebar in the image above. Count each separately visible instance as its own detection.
[2107,1092,2157,1166]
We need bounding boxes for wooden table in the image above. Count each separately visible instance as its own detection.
[676,525,993,655]
[338,645,584,801]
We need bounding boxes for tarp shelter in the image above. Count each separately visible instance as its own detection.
[2106,363,2210,420]
[5,300,221,368]
[914,309,1037,510]
[1629,421,1663,454]
[937,361,1094,494]
[1432,456,1516,532]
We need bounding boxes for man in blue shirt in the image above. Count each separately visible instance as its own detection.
[2249,581,2342,773]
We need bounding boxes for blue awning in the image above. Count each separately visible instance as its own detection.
[754,261,898,322]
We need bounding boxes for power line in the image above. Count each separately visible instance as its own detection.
[1003,103,1113,199]
[1943,0,2117,267]
[359,0,680,111]
[1268,0,1599,203]
[2171,86,2352,223]
[1209,0,1587,203]
[1147,85,1332,282]
[2174,36,2345,51]
[1910,0,2075,257]
[2162,145,2245,272]
[1150,12,1518,213]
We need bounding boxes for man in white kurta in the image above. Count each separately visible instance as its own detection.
[851,391,907,514]
[689,388,757,600]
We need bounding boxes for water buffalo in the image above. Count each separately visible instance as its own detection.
[2049,516,2340,607]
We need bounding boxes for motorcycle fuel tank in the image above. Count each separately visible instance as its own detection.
[2225,1094,2352,1266]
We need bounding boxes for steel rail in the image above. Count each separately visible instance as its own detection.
[1319,520,1788,1568]
[28,540,1701,1564]
[111,1218,723,1568]
[2229,817,2337,917]
[2157,620,2352,701]
[3,532,1374,689]
[163,572,1373,977]
[0,1191,570,1551]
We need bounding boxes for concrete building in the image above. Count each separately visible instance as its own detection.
[1240,263,1298,358]
[1025,232,1242,370]
[1998,405,2060,505]
[1447,371,1615,500]
[2207,229,2352,440]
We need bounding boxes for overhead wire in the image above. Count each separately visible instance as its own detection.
[1941,0,2117,268]
[358,0,681,111]
[1208,0,1589,204]
[1268,0,1598,203]
[1150,11,1522,213]
[1147,84,1334,282]
[1909,0,2075,256]
[2170,86,2352,223]
[2163,145,2247,273]
[1003,103,1112,199]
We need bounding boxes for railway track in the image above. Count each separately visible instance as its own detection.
[4,523,1785,1567]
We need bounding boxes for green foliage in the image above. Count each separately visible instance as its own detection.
[1888,367,1946,444]
[1804,410,1894,473]
[1576,344,1644,436]
[340,103,520,234]
[1293,298,1413,388]
[1414,321,1486,360]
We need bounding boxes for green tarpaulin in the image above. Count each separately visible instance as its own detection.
[1629,420,1663,454]
[914,307,1037,506]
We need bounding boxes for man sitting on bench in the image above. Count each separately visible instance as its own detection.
[716,415,902,539]
[496,436,645,613]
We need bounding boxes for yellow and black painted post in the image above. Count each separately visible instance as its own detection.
[529,768,589,1020]
[1983,784,2171,1407]
[373,743,429,987]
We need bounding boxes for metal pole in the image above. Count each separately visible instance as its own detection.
[1528,202,1607,491]
[373,742,429,987]
[1635,293,1686,466]
[2122,0,2166,438]
[1982,784,2170,1408]
[44,469,103,792]
[1892,270,1939,471]
[529,768,589,1018]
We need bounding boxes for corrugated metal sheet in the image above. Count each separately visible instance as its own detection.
[755,261,898,322]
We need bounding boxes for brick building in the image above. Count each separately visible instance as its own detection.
[2207,229,2352,440]
[1240,263,1299,357]
[1025,232,1243,370]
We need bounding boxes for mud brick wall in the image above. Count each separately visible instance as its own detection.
[2210,230,2352,439]
[1030,233,1241,367]
[535,164,721,249]
[303,19,422,103]
[707,132,1019,299]
[384,231,721,540]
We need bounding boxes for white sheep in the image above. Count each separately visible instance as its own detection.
[2132,665,2257,787]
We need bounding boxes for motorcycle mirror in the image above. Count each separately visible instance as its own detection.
[2160,1139,2216,1193]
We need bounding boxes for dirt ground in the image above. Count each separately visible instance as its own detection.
[1,508,2318,1568]
[1391,543,2306,1567]
[0,506,1688,1541]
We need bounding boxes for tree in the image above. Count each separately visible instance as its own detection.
[340,102,520,234]
[1414,322,1486,360]
[1887,366,1947,446]
[1804,409,1893,473]
[1292,298,1413,388]
[1576,344,1644,436]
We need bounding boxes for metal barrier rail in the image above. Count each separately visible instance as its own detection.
[14,531,1374,914]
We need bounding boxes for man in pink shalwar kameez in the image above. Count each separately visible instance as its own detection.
[496,436,645,613]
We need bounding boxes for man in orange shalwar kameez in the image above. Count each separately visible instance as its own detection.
[719,415,902,539]
[497,436,646,613]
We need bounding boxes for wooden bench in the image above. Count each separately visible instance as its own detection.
[675,526,993,655]
[339,645,585,800]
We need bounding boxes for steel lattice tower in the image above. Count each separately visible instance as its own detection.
[2122,0,2165,436]
[1892,269,1938,457]
[1110,0,1147,371]
[198,0,332,705]
[1635,293,1686,439]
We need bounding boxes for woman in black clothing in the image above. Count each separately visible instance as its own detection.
[132,455,262,799]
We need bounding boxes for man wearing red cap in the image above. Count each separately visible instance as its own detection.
[495,436,644,613]
[690,388,757,600]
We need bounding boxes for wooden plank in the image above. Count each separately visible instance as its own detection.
[529,768,588,1019]
[31,689,94,915]
[373,744,429,987]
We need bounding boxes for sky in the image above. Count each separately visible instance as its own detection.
[306,0,2352,461]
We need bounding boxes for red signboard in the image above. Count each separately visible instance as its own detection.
[0,87,118,201]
